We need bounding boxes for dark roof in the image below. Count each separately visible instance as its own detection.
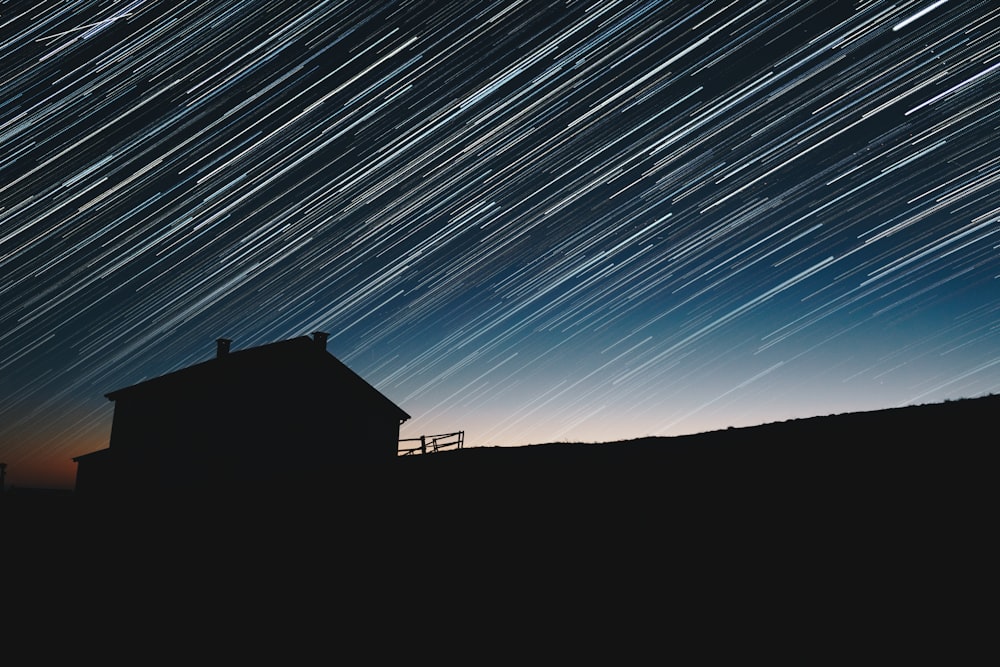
[105,336,410,422]
[72,447,113,463]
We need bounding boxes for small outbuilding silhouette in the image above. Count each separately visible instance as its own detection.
[73,332,410,497]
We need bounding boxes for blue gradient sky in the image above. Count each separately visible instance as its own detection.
[1,1,998,488]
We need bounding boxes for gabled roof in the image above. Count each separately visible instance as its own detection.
[105,335,410,422]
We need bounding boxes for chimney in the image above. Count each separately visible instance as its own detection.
[216,338,232,358]
[312,331,329,351]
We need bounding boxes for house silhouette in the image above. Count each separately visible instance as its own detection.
[73,332,410,497]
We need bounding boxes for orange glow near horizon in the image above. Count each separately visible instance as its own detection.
[3,431,109,491]
[5,454,78,491]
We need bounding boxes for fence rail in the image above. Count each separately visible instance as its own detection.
[398,431,464,456]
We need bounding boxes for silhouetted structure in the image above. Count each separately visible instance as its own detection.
[398,431,464,455]
[74,333,409,498]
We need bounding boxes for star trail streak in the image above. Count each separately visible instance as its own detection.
[1,0,998,488]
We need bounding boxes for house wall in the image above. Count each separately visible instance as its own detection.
[103,366,403,493]
[74,450,118,498]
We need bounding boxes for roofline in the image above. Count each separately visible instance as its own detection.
[72,448,112,462]
[103,337,307,400]
[102,336,410,419]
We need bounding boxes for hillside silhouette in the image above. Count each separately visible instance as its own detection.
[7,394,990,608]
[6,393,991,519]
[8,394,1000,502]
[392,393,994,512]
[399,393,994,470]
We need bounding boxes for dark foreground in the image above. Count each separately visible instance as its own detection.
[7,394,992,526]
[5,396,991,649]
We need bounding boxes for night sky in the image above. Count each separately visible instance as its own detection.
[2,0,998,489]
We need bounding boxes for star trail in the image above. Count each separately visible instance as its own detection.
[1,0,998,488]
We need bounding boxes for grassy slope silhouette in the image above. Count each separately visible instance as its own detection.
[400,393,994,468]
[7,395,991,607]
[6,394,992,517]
[391,394,993,515]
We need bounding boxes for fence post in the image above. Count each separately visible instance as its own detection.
[420,435,426,455]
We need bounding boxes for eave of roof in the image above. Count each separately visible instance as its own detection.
[104,336,410,421]
[72,448,112,462]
